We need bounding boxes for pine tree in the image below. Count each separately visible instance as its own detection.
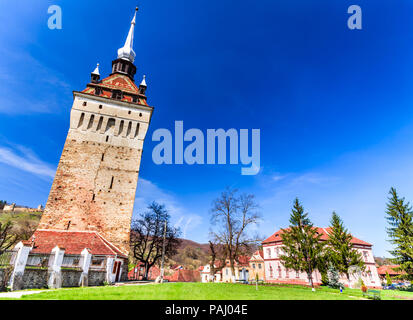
[385,271,392,286]
[326,264,344,289]
[385,188,413,280]
[280,198,325,288]
[326,212,364,286]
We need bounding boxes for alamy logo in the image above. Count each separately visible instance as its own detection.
[48,5,62,30]
[152,121,260,176]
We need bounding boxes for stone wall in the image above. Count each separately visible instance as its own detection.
[88,270,106,286]
[61,269,82,287]
[21,268,48,289]
[10,268,107,290]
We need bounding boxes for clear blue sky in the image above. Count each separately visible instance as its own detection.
[1,0,413,257]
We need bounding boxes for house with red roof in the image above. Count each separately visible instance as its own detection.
[249,250,265,281]
[262,227,381,288]
[377,265,405,283]
[201,256,252,283]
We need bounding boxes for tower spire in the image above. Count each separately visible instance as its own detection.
[117,7,138,63]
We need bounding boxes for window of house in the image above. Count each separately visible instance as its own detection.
[269,266,273,278]
[363,251,368,262]
[296,271,299,279]
[278,266,282,278]
[267,248,271,258]
[252,263,256,269]
[276,247,279,257]
[258,264,262,269]
[226,268,228,276]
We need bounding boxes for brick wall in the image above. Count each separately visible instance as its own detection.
[38,94,152,256]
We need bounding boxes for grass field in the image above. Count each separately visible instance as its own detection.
[2,283,411,300]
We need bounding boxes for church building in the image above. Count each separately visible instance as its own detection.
[9,8,153,290]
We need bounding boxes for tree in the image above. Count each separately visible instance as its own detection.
[130,202,182,280]
[279,198,324,288]
[0,200,7,210]
[0,221,17,256]
[326,264,344,289]
[385,271,392,286]
[385,187,413,280]
[326,211,364,286]
[208,241,226,281]
[210,188,261,282]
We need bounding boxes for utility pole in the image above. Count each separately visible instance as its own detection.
[160,220,167,283]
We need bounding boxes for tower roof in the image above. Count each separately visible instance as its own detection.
[140,75,147,87]
[91,63,100,76]
[117,7,138,63]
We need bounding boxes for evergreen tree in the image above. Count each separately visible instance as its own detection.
[385,188,413,280]
[385,271,392,286]
[326,264,344,289]
[326,212,364,285]
[280,198,324,288]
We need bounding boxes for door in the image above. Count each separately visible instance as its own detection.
[115,261,122,282]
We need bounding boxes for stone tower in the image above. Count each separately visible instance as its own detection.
[38,8,153,255]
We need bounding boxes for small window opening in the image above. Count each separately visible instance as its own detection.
[101,153,104,161]
[109,176,114,189]
[66,221,71,230]
[106,136,109,142]
[83,102,87,106]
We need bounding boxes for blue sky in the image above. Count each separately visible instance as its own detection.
[1,0,413,257]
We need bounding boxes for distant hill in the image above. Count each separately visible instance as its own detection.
[178,238,210,253]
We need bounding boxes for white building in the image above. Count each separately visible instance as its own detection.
[262,227,381,288]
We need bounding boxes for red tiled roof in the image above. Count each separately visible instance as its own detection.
[29,230,127,258]
[166,270,201,282]
[250,250,264,261]
[262,227,372,246]
[377,265,403,276]
[236,255,250,266]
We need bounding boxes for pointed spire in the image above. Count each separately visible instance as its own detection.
[140,75,147,87]
[117,7,138,63]
[92,63,100,76]
[91,63,100,83]
[139,75,147,95]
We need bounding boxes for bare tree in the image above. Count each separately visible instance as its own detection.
[130,202,182,280]
[208,241,226,280]
[0,221,17,256]
[210,188,262,281]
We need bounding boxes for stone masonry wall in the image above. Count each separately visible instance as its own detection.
[38,94,152,255]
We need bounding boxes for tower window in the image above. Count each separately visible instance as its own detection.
[78,113,85,128]
[106,136,109,142]
[112,90,122,100]
[101,153,104,161]
[99,105,103,109]
[83,102,87,106]
[95,88,102,95]
[109,176,114,189]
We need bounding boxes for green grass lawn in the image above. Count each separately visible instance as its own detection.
[2,283,410,300]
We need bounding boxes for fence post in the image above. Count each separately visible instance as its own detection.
[48,246,65,289]
[9,241,32,291]
[79,248,92,287]
[106,257,115,284]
